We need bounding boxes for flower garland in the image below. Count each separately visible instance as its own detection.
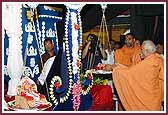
[71,82,81,111]
[48,4,87,110]
[64,5,83,111]
[81,70,94,95]
[49,76,62,106]
[59,6,73,104]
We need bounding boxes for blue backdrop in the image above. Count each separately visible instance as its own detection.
[4,5,62,82]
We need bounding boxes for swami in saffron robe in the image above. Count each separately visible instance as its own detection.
[114,45,141,66]
[113,53,164,111]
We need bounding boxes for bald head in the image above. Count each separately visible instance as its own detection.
[141,40,156,58]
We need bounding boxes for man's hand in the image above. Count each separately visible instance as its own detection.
[115,63,128,68]
[103,64,118,71]
[98,42,102,48]
[87,41,91,46]
[103,64,112,71]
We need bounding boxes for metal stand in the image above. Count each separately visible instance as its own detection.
[113,95,119,111]
[109,80,119,111]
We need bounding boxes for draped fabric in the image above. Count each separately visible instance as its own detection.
[4,4,61,84]
[90,85,113,111]
[114,45,141,66]
[34,5,62,55]
[113,53,164,111]
[51,4,92,111]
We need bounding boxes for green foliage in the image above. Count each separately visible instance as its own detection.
[79,72,108,86]
[79,72,85,83]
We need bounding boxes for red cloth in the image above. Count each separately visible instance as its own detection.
[90,85,113,111]
[4,90,15,103]
[4,95,15,103]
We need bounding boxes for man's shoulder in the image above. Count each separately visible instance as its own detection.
[114,48,122,54]
[134,45,141,51]
[155,53,164,63]
[143,53,163,67]
[40,53,50,60]
[41,52,49,57]
[46,56,56,62]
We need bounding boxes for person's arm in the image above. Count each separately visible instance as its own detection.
[38,56,55,85]
[103,64,118,71]
[159,59,164,102]
[115,63,128,68]
[131,53,142,65]
[99,44,107,60]
[82,42,91,59]
[114,49,123,64]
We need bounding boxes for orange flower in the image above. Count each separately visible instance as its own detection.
[74,23,80,31]
[78,45,82,51]
[77,59,81,67]
[55,82,61,89]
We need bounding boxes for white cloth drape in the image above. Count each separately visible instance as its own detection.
[4,3,23,96]
[38,56,55,85]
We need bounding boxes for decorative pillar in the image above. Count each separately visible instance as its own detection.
[3,3,23,96]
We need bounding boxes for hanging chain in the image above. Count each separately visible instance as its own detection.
[92,4,109,68]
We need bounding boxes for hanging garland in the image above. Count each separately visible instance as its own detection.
[60,6,74,104]
[78,10,93,96]
[47,7,73,107]
[49,76,62,106]
[48,4,92,110]
[48,5,81,106]
[64,6,82,110]
[71,82,81,111]
[65,4,94,110]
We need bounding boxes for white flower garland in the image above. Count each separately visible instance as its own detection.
[64,4,83,111]
[49,76,62,106]
[71,11,79,79]
[59,7,73,104]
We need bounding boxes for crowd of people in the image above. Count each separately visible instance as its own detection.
[38,32,164,111]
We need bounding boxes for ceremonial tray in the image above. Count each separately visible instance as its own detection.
[7,100,52,111]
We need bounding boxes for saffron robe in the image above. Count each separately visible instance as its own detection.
[114,45,141,66]
[113,53,164,111]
